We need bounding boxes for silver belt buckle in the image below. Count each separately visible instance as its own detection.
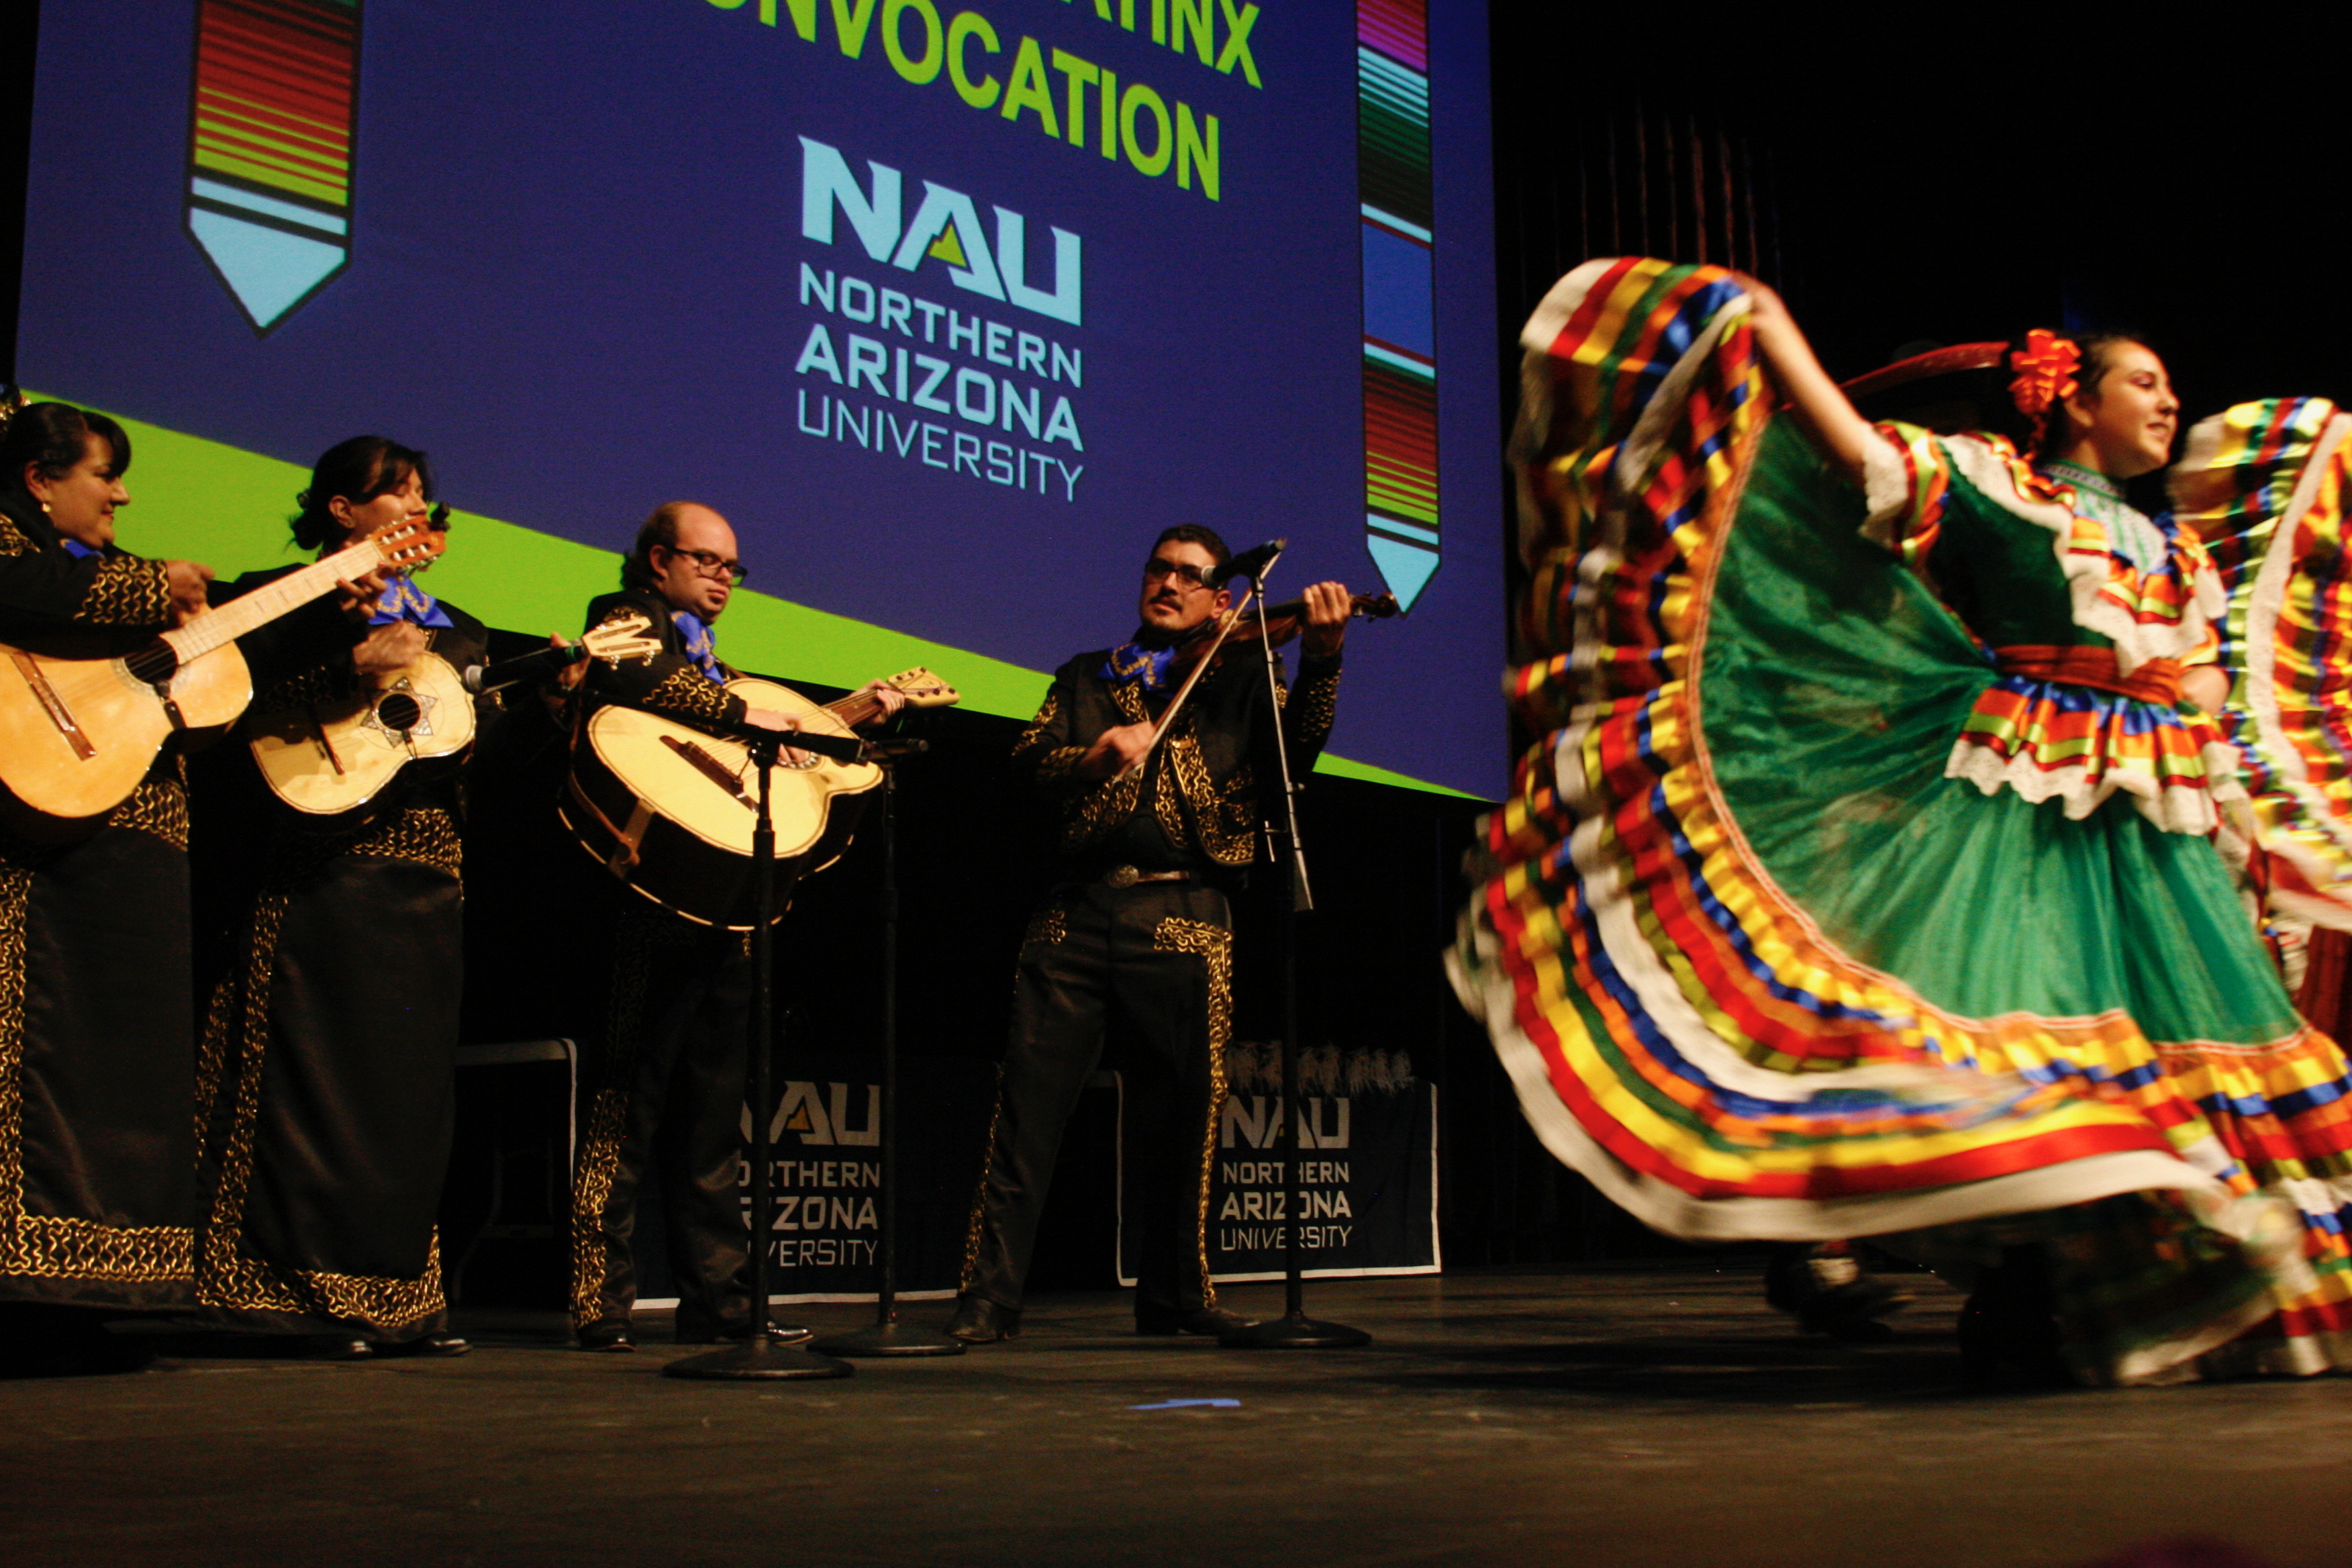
[1105,864,1142,889]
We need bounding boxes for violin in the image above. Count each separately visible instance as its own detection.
[1116,589,1400,780]
[1168,590,1401,675]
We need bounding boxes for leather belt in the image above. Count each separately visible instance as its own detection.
[1102,865,1191,889]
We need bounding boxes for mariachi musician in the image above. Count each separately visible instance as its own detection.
[0,401,213,1375]
[948,524,1351,1344]
[192,435,482,1360]
[567,500,903,1351]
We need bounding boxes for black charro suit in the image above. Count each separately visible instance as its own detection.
[961,635,1341,1319]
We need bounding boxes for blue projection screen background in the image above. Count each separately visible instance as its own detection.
[19,0,1502,797]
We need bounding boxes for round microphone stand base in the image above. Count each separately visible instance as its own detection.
[663,1333,854,1381]
[1218,1311,1372,1351]
[807,1320,966,1359]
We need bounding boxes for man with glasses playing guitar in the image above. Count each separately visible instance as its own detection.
[948,525,1351,1344]
[569,501,907,1352]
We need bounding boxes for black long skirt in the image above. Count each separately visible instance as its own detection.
[0,779,198,1312]
[195,807,458,1340]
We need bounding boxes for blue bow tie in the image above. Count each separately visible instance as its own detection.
[1101,640,1178,693]
[370,573,454,629]
[673,609,727,685]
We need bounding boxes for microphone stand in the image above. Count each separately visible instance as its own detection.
[812,742,963,1358]
[665,726,853,1382]
[1219,563,1369,1351]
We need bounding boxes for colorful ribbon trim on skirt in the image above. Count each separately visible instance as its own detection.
[1947,646,2227,835]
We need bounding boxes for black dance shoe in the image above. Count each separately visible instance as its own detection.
[576,1322,638,1353]
[1136,1304,1258,1338]
[944,1295,1021,1344]
[276,1334,375,1361]
[675,1317,814,1346]
[1765,1243,1913,1343]
[377,1333,470,1359]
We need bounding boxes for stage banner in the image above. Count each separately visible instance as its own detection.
[631,1052,995,1307]
[629,1044,1434,1306]
[1120,1045,1438,1285]
[19,0,1504,799]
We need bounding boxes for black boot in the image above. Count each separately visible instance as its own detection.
[945,1294,1021,1344]
[1135,1302,1257,1337]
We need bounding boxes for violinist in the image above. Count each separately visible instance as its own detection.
[946,525,1350,1344]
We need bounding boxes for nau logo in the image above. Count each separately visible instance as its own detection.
[799,136,1081,328]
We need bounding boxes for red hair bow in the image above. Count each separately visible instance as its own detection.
[2009,329,2081,419]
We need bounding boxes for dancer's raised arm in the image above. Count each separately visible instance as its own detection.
[1734,275,1876,486]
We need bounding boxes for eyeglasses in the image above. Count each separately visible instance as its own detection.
[1143,556,1216,589]
[660,545,748,585]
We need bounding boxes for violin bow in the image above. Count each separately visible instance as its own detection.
[1114,581,1260,781]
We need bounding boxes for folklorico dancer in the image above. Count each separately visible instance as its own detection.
[0,399,214,1376]
[192,436,481,1359]
[946,526,1351,1345]
[1451,258,2352,1386]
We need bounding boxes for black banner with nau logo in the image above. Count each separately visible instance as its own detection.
[1121,1044,1439,1285]
[630,1053,996,1306]
[630,1044,1436,1306]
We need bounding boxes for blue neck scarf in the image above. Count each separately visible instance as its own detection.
[370,572,455,629]
[58,537,99,559]
[673,608,728,685]
[1101,638,1178,693]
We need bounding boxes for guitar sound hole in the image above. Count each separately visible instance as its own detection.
[124,640,179,687]
[377,692,422,732]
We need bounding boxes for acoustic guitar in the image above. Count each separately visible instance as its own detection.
[0,520,445,839]
[562,667,959,929]
[247,612,665,819]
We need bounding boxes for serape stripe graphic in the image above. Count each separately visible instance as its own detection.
[1364,358,1437,526]
[185,0,359,332]
[1357,0,1439,609]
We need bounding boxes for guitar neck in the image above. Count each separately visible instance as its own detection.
[821,689,885,728]
[160,538,389,663]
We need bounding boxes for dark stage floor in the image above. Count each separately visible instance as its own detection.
[9,1267,2348,1567]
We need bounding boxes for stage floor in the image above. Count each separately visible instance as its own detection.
[9,1267,2349,1567]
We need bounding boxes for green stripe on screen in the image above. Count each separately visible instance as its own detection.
[48,400,1476,796]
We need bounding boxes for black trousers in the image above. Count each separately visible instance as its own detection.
[963,879,1232,1315]
[570,902,754,1336]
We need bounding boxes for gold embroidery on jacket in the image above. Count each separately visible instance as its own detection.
[1014,693,1086,793]
[73,557,173,627]
[346,807,462,876]
[1058,681,1153,855]
[1289,666,1342,754]
[108,775,191,852]
[646,665,735,722]
[1022,907,1068,948]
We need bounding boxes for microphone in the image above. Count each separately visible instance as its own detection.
[463,640,591,695]
[1218,538,1286,583]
